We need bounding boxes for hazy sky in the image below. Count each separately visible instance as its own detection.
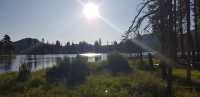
[0,0,141,44]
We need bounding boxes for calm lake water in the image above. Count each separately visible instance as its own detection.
[0,52,154,73]
[0,53,107,73]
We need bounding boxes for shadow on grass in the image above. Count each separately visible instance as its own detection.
[173,75,200,91]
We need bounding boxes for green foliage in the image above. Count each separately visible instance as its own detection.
[137,63,154,71]
[129,58,160,71]
[0,71,70,97]
[2,59,200,97]
[46,56,89,86]
[46,57,72,83]
[78,75,129,97]
[17,64,31,82]
[78,71,166,97]
[88,61,108,74]
[1,68,200,97]
[173,68,200,83]
[175,88,200,97]
[106,52,131,75]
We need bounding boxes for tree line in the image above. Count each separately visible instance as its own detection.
[0,34,151,55]
[0,35,15,55]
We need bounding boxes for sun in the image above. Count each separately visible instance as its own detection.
[83,2,100,19]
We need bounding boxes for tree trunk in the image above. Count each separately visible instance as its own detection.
[194,0,199,50]
[186,0,193,82]
[178,0,185,60]
[167,67,173,96]
[159,0,168,80]
[139,50,144,65]
[148,53,154,69]
[186,58,192,81]
[194,0,200,69]
[165,0,176,95]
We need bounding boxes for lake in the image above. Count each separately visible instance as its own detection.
[0,53,108,73]
[0,52,154,73]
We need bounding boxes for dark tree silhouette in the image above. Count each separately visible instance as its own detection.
[0,34,15,55]
[124,0,179,95]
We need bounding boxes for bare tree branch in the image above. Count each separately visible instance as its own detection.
[124,0,157,39]
[131,9,158,34]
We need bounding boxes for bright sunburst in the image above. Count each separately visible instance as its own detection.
[83,2,100,19]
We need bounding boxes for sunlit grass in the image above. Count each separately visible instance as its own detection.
[172,68,200,97]
[1,62,200,97]
[173,68,200,83]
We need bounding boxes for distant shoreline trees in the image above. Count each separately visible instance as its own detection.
[0,34,158,55]
[0,35,15,55]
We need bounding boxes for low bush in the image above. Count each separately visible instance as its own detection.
[106,52,131,75]
[46,56,89,86]
[129,59,157,71]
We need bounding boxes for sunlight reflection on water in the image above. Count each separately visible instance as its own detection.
[80,53,101,57]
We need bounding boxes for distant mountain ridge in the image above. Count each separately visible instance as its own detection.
[14,38,41,54]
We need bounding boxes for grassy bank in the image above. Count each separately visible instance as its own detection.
[0,55,200,97]
[0,70,166,97]
[1,69,200,97]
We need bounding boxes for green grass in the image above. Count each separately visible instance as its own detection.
[78,71,166,97]
[171,68,200,97]
[173,68,200,83]
[0,71,70,97]
[1,63,200,97]
[0,70,166,97]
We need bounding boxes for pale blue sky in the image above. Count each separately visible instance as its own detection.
[0,0,141,44]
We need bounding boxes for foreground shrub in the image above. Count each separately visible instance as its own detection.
[46,56,89,86]
[130,59,156,71]
[46,57,70,83]
[106,52,131,75]
[17,64,31,82]
[78,71,166,97]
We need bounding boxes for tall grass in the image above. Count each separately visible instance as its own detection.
[0,57,200,97]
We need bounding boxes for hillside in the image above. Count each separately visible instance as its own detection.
[14,38,41,54]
